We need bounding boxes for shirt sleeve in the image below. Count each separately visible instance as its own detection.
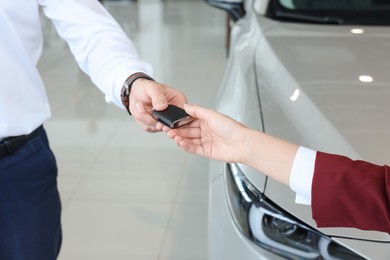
[289,146,317,205]
[39,0,153,108]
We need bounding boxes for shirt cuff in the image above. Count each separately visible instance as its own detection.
[111,63,153,108]
[289,146,317,205]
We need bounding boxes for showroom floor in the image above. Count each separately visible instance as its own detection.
[37,0,227,259]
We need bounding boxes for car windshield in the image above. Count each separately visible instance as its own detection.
[267,0,390,25]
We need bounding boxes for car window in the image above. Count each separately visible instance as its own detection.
[280,0,384,10]
[267,0,390,25]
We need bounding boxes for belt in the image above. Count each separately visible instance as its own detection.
[0,127,41,159]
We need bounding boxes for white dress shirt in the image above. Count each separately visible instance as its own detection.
[289,146,317,205]
[0,0,152,139]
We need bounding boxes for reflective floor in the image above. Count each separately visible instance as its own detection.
[37,0,227,259]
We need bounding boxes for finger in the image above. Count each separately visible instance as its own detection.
[162,126,172,133]
[183,104,211,120]
[134,113,156,128]
[174,135,203,148]
[162,87,187,107]
[177,139,203,155]
[177,140,190,151]
[173,135,185,147]
[173,118,201,129]
[187,138,203,147]
[155,122,165,131]
[135,119,157,133]
[167,129,178,139]
[145,84,168,111]
[174,127,202,139]
[132,102,162,132]
[133,103,158,125]
[164,117,200,134]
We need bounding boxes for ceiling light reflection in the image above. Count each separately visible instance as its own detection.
[290,89,300,101]
[359,75,374,83]
[351,28,364,34]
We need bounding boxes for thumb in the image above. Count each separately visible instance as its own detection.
[147,87,168,111]
[184,104,211,120]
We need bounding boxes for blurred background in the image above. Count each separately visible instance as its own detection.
[37,0,227,259]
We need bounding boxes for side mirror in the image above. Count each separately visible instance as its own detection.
[205,0,245,22]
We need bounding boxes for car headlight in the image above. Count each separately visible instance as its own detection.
[225,163,365,259]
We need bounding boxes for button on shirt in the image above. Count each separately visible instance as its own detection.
[0,0,152,139]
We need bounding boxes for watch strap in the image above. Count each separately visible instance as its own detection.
[121,72,154,115]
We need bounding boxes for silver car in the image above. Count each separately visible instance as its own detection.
[206,0,390,259]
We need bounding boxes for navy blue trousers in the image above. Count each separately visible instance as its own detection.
[0,126,62,260]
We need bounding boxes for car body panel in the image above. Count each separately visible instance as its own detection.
[256,15,390,164]
[214,7,268,190]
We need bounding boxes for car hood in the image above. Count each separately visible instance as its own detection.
[264,22,390,165]
[251,18,390,255]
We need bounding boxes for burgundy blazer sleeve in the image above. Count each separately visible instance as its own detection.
[311,152,390,233]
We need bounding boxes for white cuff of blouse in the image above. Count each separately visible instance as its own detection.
[289,146,317,205]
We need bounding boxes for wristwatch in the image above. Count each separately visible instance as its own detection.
[120,72,154,115]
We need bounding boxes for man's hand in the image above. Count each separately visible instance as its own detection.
[129,78,187,132]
